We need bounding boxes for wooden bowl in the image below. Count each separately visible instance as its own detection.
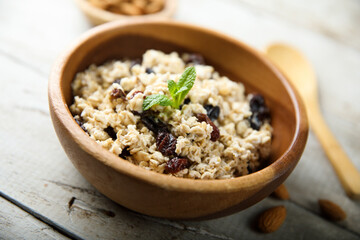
[48,20,308,220]
[74,0,177,25]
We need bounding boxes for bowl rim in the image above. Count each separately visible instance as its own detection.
[48,19,308,194]
[73,0,178,21]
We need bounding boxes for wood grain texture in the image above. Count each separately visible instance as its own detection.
[0,0,360,239]
[0,197,69,240]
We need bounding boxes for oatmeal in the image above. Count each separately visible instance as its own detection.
[70,50,272,179]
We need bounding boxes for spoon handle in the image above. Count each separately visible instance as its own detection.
[308,103,360,199]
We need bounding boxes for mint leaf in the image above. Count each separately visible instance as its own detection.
[142,66,197,111]
[172,66,196,108]
[176,66,196,95]
[167,80,178,96]
[142,94,173,111]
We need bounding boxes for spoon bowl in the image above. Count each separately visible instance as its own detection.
[266,43,360,199]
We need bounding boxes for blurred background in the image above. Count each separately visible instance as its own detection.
[0,0,359,239]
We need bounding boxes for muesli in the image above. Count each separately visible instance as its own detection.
[70,50,272,179]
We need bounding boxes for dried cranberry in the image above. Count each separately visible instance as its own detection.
[156,131,177,156]
[204,104,220,121]
[119,146,131,159]
[185,53,205,65]
[249,94,271,130]
[165,157,189,174]
[145,68,155,74]
[110,88,126,99]
[104,126,117,140]
[196,113,220,141]
[130,91,143,99]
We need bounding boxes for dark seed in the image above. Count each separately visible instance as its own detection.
[196,113,220,141]
[204,104,220,121]
[110,88,126,99]
[129,91,143,100]
[165,157,189,174]
[104,126,117,140]
[185,53,205,65]
[156,131,177,156]
[145,68,155,74]
[130,58,142,68]
[119,146,131,159]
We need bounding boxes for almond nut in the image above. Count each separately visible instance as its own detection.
[257,206,286,233]
[272,184,290,200]
[318,199,346,221]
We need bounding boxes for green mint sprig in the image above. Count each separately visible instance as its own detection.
[142,66,196,111]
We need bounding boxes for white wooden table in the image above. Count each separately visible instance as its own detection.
[1,0,360,239]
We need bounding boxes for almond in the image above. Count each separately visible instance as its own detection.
[272,184,290,200]
[257,206,286,233]
[318,199,346,221]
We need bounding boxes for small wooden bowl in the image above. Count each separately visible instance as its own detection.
[74,0,177,25]
[48,20,308,220]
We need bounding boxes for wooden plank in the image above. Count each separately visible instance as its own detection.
[0,0,359,239]
[0,197,69,240]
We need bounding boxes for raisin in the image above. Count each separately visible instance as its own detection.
[75,118,88,133]
[204,104,220,121]
[195,113,220,141]
[110,88,126,99]
[165,157,189,174]
[145,68,155,74]
[130,91,143,99]
[130,58,142,69]
[249,94,271,130]
[119,146,131,159]
[140,114,168,134]
[156,131,177,156]
[185,53,205,65]
[104,126,117,140]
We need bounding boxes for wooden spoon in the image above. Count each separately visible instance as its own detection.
[266,43,360,199]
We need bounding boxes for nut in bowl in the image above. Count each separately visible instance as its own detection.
[74,0,177,25]
[48,20,308,219]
